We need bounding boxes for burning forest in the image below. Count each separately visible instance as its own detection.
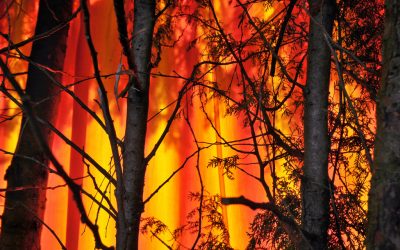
[0,0,399,249]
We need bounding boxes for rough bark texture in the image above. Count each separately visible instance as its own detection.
[121,0,155,249]
[0,1,72,249]
[367,1,400,249]
[301,0,335,249]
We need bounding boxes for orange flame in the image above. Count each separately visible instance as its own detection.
[0,0,376,249]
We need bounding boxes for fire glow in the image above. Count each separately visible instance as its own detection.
[0,0,378,249]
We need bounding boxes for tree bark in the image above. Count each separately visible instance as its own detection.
[367,1,400,249]
[0,0,72,249]
[301,0,335,249]
[121,0,155,249]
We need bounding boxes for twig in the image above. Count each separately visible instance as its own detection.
[0,57,114,250]
[270,0,297,76]
[18,202,67,250]
[0,7,81,54]
[322,31,374,169]
[185,111,205,249]
[143,149,199,204]
[40,119,116,186]
[112,0,135,70]
[80,0,126,237]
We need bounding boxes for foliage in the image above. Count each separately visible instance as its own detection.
[0,0,384,248]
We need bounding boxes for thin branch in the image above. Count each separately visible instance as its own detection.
[18,202,67,250]
[221,196,272,210]
[155,0,172,19]
[186,113,204,249]
[270,0,297,76]
[41,118,116,186]
[322,30,374,169]
[2,39,108,132]
[80,0,126,235]
[143,148,208,204]
[113,0,135,69]
[0,57,113,250]
[0,6,81,54]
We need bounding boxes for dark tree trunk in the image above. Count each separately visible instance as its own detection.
[0,0,72,249]
[120,0,155,249]
[301,0,336,249]
[367,1,400,249]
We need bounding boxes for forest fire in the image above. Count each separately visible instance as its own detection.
[1,0,396,249]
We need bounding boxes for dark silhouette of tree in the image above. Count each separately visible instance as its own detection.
[0,0,72,249]
[118,0,156,248]
[188,0,381,249]
[367,0,400,248]
[0,0,387,249]
[301,0,336,249]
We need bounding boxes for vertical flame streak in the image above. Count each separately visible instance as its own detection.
[212,71,230,243]
[66,14,90,250]
[0,1,345,249]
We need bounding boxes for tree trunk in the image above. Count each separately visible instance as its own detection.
[0,1,72,249]
[121,0,155,249]
[367,1,400,249]
[301,0,335,249]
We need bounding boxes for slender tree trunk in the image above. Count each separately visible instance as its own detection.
[367,1,400,249]
[301,0,335,249]
[121,0,155,249]
[0,1,72,249]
